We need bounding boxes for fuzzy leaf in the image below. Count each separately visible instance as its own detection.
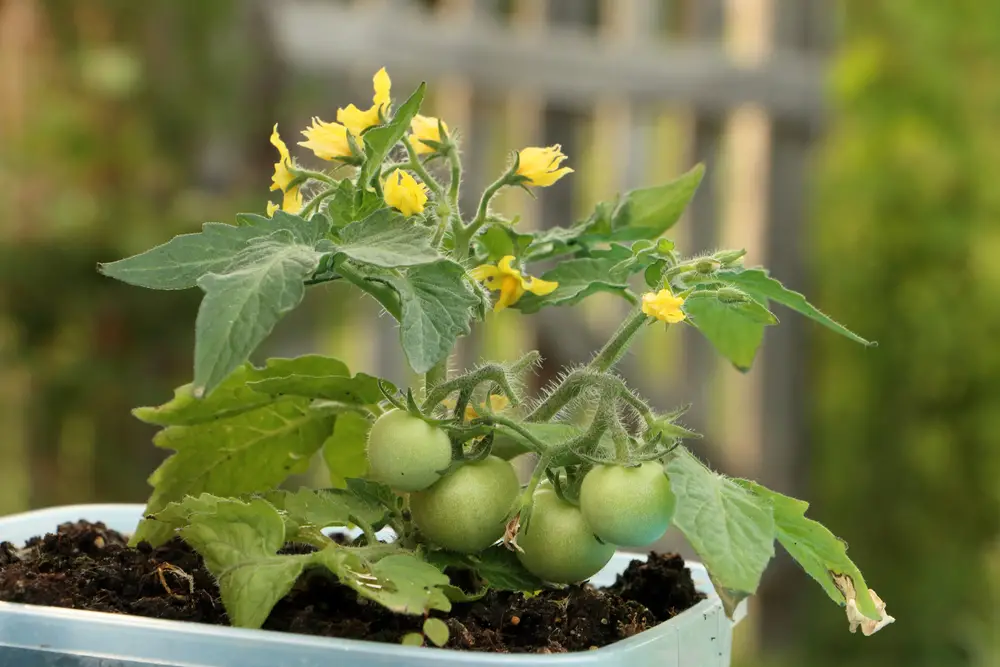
[179,498,310,629]
[193,230,323,396]
[666,448,775,615]
[384,261,478,373]
[269,487,387,532]
[235,210,329,246]
[359,83,427,186]
[323,412,372,487]
[326,180,383,228]
[683,291,775,371]
[737,481,881,621]
[718,268,874,346]
[335,209,438,268]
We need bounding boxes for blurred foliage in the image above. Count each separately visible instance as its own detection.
[0,0,270,510]
[806,1,1000,666]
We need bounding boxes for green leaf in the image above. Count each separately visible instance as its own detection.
[132,397,335,546]
[323,412,371,487]
[98,222,263,290]
[269,487,387,532]
[179,498,310,629]
[235,210,329,246]
[334,209,438,268]
[737,481,881,621]
[326,180,382,228]
[515,257,631,313]
[475,225,534,263]
[665,448,775,615]
[423,618,450,647]
[193,231,323,396]
[384,261,479,373]
[360,83,427,186]
[317,550,452,615]
[245,361,386,406]
[401,633,424,647]
[344,478,401,517]
[683,291,776,371]
[142,493,233,536]
[582,164,704,242]
[719,268,873,346]
[468,546,545,591]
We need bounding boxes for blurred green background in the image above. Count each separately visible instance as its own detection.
[0,1,997,666]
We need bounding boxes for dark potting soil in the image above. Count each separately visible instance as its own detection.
[0,521,704,654]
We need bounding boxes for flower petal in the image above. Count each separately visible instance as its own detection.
[469,264,500,281]
[523,276,559,297]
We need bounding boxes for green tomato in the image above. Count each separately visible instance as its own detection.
[410,456,520,553]
[516,488,615,584]
[579,462,675,547]
[366,409,452,492]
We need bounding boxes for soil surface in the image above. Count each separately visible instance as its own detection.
[0,521,704,654]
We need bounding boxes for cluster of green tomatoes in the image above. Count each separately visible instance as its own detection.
[366,409,676,584]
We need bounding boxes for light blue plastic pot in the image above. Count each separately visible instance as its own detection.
[0,505,745,667]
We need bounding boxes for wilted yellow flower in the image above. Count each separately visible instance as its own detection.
[470,255,558,312]
[410,114,448,154]
[298,117,353,161]
[337,67,391,137]
[641,288,686,324]
[516,145,573,187]
[442,394,510,420]
[383,170,428,217]
[269,125,303,215]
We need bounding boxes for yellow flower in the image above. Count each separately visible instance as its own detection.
[337,67,391,137]
[410,114,448,154]
[383,169,428,217]
[443,394,510,420]
[641,288,686,324]
[269,125,303,216]
[298,117,353,161]
[470,255,558,312]
[516,145,573,187]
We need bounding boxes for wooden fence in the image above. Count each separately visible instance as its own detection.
[264,0,830,654]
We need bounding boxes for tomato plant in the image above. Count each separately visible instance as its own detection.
[579,462,675,547]
[410,455,519,553]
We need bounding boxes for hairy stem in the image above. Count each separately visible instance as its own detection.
[401,135,443,196]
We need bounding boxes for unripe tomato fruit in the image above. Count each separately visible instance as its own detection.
[365,409,452,492]
[516,488,615,583]
[410,456,520,553]
[579,461,675,547]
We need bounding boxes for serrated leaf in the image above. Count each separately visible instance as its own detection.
[326,180,382,229]
[193,231,323,396]
[334,209,438,268]
[383,261,478,373]
[142,493,234,537]
[423,617,450,647]
[98,222,263,290]
[178,498,309,629]
[359,83,427,187]
[736,481,881,621]
[345,478,401,516]
[515,256,631,313]
[683,291,775,371]
[323,412,371,487]
[247,369,385,405]
[665,448,775,614]
[131,397,335,546]
[317,551,451,615]
[718,268,873,346]
[269,487,387,532]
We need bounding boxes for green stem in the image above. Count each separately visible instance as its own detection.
[301,187,340,218]
[425,358,448,392]
[401,136,443,196]
[294,169,338,187]
[589,308,649,372]
[447,144,462,213]
[335,259,402,320]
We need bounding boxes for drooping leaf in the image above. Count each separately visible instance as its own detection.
[359,83,427,186]
[193,230,323,396]
[334,209,438,268]
[98,222,263,290]
[736,481,881,621]
[719,268,873,346]
[178,498,311,629]
[384,261,479,373]
[665,448,775,616]
[268,487,388,532]
[515,256,632,313]
[132,397,335,545]
[682,291,776,371]
[323,412,372,487]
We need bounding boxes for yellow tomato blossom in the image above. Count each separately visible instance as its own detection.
[516,145,573,187]
[442,394,510,420]
[298,117,353,161]
[470,255,558,312]
[383,169,428,217]
[641,288,686,324]
[337,67,391,137]
[269,125,303,215]
[410,114,448,154]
